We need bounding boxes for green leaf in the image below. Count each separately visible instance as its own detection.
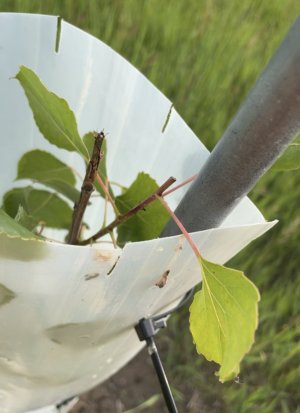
[15,66,89,159]
[41,180,80,203]
[83,132,113,198]
[115,172,169,246]
[3,187,73,229]
[14,205,39,231]
[17,149,80,202]
[271,144,300,171]
[189,257,260,382]
[17,149,75,184]
[0,208,39,240]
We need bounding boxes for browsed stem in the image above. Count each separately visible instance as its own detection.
[67,132,105,244]
[81,176,176,245]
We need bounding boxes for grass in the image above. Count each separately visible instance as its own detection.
[1,1,299,412]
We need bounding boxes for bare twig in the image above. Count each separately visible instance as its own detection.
[67,132,105,245]
[162,174,197,197]
[80,176,176,245]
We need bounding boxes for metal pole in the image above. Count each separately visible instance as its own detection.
[162,16,300,236]
[146,337,178,413]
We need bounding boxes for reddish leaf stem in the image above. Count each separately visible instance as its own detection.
[156,195,202,259]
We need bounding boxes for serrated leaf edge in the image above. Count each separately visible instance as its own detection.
[16,66,89,159]
[192,257,260,382]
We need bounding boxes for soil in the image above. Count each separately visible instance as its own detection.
[70,347,165,413]
[70,343,220,413]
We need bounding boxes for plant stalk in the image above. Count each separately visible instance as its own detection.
[67,132,104,245]
[81,176,176,245]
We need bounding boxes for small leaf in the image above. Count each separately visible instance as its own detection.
[3,187,73,229]
[83,132,112,197]
[17,149,75,184]
[15,66,89,158]
[271,143,300,171]
[17,149,80,202]
[115,172,169,245]
[0,208,39,240]
[15,205,39,231]
[189,257,260,382]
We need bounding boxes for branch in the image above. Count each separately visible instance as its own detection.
[80,176,176,245]
[162,174,197,197]
[67,132,105,245]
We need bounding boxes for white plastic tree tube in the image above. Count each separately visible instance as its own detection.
[0,13,276,413]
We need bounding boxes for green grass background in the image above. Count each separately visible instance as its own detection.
[1,1,299,412]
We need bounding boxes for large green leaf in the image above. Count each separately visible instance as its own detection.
[17,149,80,202]
[115,172,169,245]
[271,143,300,171]
[189,257,260,382]
[0,208,39,240]
[15,66,89,159]
[3,187,73,229]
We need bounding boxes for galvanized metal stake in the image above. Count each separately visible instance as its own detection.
[162,16,300,236]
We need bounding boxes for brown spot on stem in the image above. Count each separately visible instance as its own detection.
[155,270,170,288]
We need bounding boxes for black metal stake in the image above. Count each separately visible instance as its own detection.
[147,335,178,413]
[135,289,194,413]
[135,317,178,413]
